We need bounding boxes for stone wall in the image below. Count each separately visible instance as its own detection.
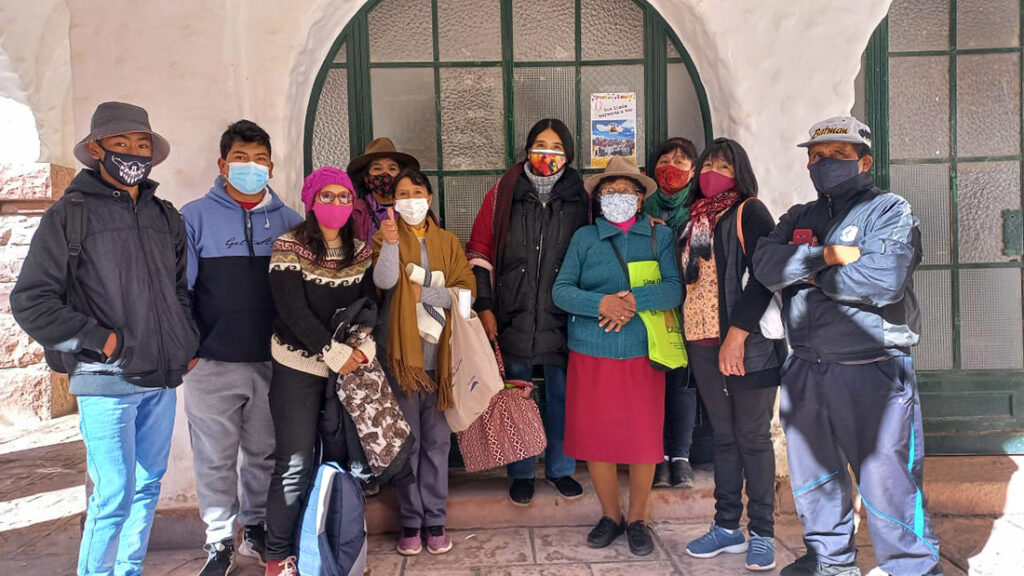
[0,163,76,427]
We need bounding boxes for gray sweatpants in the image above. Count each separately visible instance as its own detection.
[184,359,275,544]
[391,375,451,529]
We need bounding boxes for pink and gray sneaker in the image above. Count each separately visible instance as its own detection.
[397,527,422,556]
[425,525,453,555]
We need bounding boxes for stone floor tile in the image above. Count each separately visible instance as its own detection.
[404,527,532,571]
[534,525,665,564]
[367,531,399,555]
[0,555,77,574]
[933,516,1024,576]
[402,564,477,576]
[655,522,796,575]
[590,560,678,575]
[482,564,593,576]
[365,552,404,576]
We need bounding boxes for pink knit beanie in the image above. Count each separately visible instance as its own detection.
[301,166,354,212]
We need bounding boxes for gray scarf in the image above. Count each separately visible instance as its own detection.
[524,165,564,205]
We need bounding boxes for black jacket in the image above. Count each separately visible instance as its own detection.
[10,170,200,392]
[475,169,589,367]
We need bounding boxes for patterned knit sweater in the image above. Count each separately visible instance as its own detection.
[269,231,377,377]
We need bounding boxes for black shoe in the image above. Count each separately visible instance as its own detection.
[545,475,583,499]
[586,516,626,548]
[652,461,671,488]
[238,523,266,567]
[780,552,861,576]
[362,476,381,497]
[199,538,235,576]
[626,520,655,556]
[509,478,535,506]
[669,459,695,488]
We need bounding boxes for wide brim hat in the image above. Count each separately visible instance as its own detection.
[73,101,170,170]
[583,156,658,197]
[346,137,421,175]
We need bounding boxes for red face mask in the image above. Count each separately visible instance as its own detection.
[655,164,691,194]
[699,170,735,199]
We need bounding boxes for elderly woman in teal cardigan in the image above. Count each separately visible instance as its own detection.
[552,157,682,557]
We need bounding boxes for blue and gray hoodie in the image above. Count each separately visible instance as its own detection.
[181,176,303,362]
[752,172,922,363]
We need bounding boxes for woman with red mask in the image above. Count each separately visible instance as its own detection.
[346,138,421,241]
[679,138,785,572]
[642,137,700,491]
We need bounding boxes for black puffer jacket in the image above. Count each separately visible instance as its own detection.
[475,169,589,367]
[10,170,199,392]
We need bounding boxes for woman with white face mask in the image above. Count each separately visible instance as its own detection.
[372,168,475,557]
[551,156,682,557]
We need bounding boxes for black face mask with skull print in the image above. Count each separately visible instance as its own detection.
[99,145,153,188]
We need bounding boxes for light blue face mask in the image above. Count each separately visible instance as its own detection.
[227,161,270,194]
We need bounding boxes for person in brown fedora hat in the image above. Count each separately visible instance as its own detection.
[346,137,421,240]
[10,101,199,576]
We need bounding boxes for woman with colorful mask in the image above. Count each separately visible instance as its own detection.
[346,137,421,241]
[552,157,681,556]
[466,118,589,506]
[372,168,475,556]
[263,167,378,576]
[678,139,784,572]
[642,137,701,490]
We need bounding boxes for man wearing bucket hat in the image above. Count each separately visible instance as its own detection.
[753,117,941,575]
[10,101,199,576]
[347,137,421,240]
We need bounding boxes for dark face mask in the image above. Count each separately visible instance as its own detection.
[99,145,153,188]
[364,173,396,204]
[809,157,861,195]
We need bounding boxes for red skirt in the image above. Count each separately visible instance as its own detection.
[564,352,665,464]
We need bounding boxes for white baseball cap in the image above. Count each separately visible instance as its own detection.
[798,116,873,149]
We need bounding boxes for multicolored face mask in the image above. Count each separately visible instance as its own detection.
[528,149,567,177]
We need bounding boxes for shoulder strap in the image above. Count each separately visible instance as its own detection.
[64,192,93,312]
[650,219,658,260]
[606,237,631,287]
[736,198,753,256]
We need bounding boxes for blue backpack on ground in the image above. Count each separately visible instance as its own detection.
[298,462,368,576]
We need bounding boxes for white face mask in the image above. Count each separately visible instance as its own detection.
[395,197,430,226]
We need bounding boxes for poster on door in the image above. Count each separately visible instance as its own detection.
[590,92,637,168]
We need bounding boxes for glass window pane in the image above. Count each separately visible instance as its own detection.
[852,53,866,123]
[440,67,506,170]
[956,53,1021,157]
[892,163,951,265]
[913,269,953,370]
[957,0,1020,50]
[371,68,438,170]
[369,0,433,63]
[667,61,706,150]
[580,0,643,60]
[960,268,1024,369]
[438,0,501,61]
[442,174,500,244]
[888,0,950,52]
[513,0,575,61]
[333,42,347,64]
[957,161,1021,263]
[582,65,645,168]
[667,37,681,59]
[311,69,350,170]
[889,56,950,159]
[513,67,577,161]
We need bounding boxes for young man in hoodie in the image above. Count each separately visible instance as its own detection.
[11,101,200,576]
[753,117,941,576]
[181,120,303,575]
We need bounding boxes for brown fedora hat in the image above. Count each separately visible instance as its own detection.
[584,156,658,197]
[73,101,171,170]
[346,137,421,175]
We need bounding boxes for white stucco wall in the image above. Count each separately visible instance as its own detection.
[0,0,890,509]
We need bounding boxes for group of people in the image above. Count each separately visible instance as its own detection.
[9,101,943,576]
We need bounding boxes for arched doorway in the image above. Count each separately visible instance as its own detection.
[304,0,712,243]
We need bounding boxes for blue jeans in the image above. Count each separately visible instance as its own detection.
[505,363,576,479]
[77,386,176,576]
[664,367,697,459]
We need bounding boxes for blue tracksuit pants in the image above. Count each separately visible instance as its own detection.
[780,355,942,576]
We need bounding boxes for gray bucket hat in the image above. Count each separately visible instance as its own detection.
[73,102,171,170]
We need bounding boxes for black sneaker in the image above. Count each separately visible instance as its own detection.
[509,478,535,506]
[199,538,235,576]
[626,520,655,556]
[652,461,671,487]
[545,475,583,499]
[780,552,861,576]
[586,516,626,548]
[670,459,695,489]
[238,523,266,567]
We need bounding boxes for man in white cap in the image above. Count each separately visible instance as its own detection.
[753,117,942,575]
[11,101,199,576]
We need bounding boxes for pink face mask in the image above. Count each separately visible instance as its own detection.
[699,170,735,198]
[312,202,353,230]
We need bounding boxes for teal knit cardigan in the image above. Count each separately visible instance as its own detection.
[552,214,682,360]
